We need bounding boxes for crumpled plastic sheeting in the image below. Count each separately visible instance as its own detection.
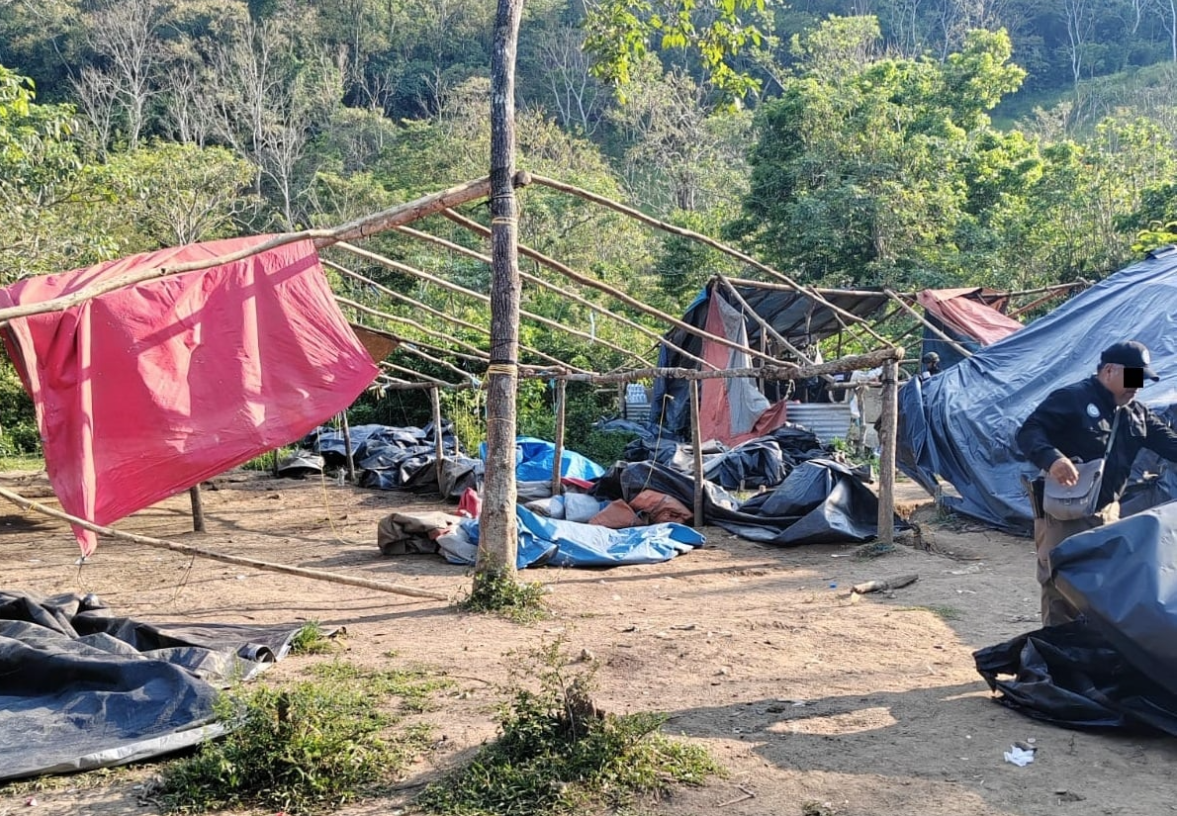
[451,506,704,568]
[607,459,900,546]
[1048,501,1177,699]
[972,500,1177,735]
[479,437,606,482]
[973,621,1177,735]
[0,591,308,781]
[896,250,1177,532]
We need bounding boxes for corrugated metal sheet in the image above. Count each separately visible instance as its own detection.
[784,403,853,442]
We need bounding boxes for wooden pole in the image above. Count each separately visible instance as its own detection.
[877,358,898,545]
[690,378,705,528]
[335,242,653,368]
[883,289,973,359]
[0,175,527,327]
[527,174,894,346]
[551,379,567,497]
[0,486,449,601]
[431,386,446,495]
[327,261,584,372]
[427,215,717,371]
[188,485,205,532]
[340,410,357,484]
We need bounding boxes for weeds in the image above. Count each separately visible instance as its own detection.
[161,660,444,815]
[417,639,722,816]
[289,621,335,655]
[459,570,549,623]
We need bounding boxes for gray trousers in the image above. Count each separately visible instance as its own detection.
[1034,503,1119,627]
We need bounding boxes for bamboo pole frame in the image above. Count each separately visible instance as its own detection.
[883,289,973,359]
[526,174,894,347]
[428,213,717,371]
[326,260,583,372]
[431,386,445,495]
[690,379,704,528]
[334,242,653,368]
[551,379,567,497]
[876,359,899,545]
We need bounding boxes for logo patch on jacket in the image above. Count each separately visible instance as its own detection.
[1086,403,1101,418]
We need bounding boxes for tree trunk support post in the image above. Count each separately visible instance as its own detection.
[431,386,446,495]
[877,358,899,545]
[551,379,567,497]
[690,378,705,528]
[340,410,357,484]
[189,485,205,533]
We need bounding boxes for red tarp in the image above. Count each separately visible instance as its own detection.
[699,296,790,446]
[917,288,1022,346]
[0,236,378,555]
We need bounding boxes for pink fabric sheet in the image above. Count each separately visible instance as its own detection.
[917,288,1022,346]
[0,236,378,555]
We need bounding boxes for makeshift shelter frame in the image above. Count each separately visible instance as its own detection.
[1,169,1086,579]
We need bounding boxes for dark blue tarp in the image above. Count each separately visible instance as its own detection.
[897,247,1177,532]
[973,500,1177,735]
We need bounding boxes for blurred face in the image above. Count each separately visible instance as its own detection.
[1099,363,1138,405]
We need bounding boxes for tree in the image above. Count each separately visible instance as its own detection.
[476,0,767,594]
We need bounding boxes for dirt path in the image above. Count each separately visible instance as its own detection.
[2,470,1175,816]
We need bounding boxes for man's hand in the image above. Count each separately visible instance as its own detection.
[1049,457,1079,487]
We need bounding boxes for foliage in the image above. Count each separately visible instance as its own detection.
[161,660,444,815]
[418,638,721,816]
[0,359,40,456]
[460,569,550,623]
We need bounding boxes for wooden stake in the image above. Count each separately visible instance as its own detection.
[877,358,899,545]
[0,486,448,601]
[431,386,446,495]
[551,379,567,497]
[690,378,705,528]
[340,410,357,484]
[188,485,205,532]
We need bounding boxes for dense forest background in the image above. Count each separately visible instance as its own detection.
[2,0,1177,451]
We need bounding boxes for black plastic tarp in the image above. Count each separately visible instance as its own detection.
[0,591,305,781]
[897,246,1177,532]
[973,500,1177,734]
[602,459,899,546]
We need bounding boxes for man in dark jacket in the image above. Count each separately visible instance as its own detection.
[1017,340,1177,625]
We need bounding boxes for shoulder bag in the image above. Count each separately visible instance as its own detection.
[1042,408,1121,521]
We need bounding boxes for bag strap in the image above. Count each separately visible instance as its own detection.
[1105,407,1122,457]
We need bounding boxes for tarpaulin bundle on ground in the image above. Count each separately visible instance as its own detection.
[622,424,831,490]
[0,590,309,781]
[594,458,901,546]
[973,501,1177,734]
[898,246,1177,532]
[0,236,379,555]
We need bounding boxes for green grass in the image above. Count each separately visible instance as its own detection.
[161,660,448,815]
[458,570,550,623]
[0,452,43,472]
[417,640,723,816]
[899,604,964,621]
[289,621,336,655]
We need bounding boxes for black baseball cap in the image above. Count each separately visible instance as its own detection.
[1101,341,1159,381]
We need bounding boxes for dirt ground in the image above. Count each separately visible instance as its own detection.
[3,467,1177,816]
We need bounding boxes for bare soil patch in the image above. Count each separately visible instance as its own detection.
[3,469,1175,816]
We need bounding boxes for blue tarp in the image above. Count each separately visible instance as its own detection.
[897,246,1177,532]
[479,437,606,482]
[456,505,704,568]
